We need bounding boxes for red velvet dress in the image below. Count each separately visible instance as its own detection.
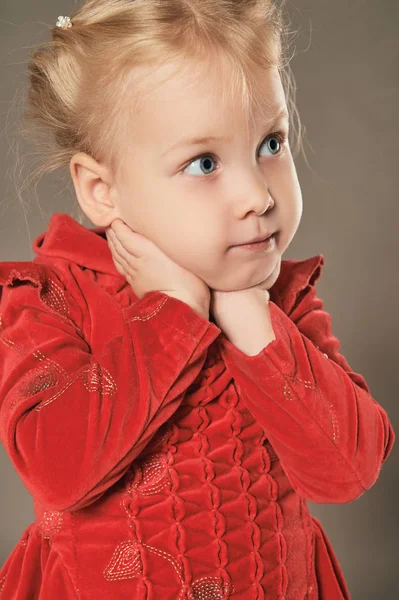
[0,213,394,599]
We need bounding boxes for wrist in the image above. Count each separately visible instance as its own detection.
[193,305,210,320]
[166,292,210,320]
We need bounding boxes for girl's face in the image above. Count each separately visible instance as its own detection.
[112,58,302,292]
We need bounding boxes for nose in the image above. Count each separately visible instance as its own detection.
[243,189,275,217]
[260,195,275,216]
[233,171,275,218]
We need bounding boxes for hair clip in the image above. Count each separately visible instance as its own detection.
[56,16,73,29]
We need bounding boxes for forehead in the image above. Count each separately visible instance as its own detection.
[126,55,286,130]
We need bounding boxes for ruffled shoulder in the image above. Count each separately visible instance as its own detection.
[0,261,48,287]
[0,261,84,337]
[271,254,325,315]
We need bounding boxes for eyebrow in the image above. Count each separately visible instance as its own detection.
[162,107,289,157]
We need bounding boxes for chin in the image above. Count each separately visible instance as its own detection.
[263,255,282,289]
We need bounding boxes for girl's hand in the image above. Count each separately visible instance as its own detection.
[106,219,210,317]
[210,257,281,327]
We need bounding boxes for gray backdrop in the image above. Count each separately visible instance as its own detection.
[1,1,398,598]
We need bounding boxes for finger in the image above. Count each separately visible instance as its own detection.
[111,250,132,280]
[108,234,133,274]
[111,220,150,257]
[108,243,126,276]
[107,234,134,271]
[108,228,136,260]
[111,256,126,277]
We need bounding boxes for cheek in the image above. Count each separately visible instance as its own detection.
[175,220,224,259]
[172,238,225,285]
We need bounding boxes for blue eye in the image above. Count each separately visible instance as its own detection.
[182,131,287,178]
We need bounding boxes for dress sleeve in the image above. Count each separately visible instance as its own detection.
[0,264,220,512]
[218,279,395,504]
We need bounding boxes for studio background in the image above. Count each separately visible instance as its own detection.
[1,1,398,598]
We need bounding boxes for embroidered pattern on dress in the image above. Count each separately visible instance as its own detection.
[1,309,118,410]
[103,539,235,599]
[37,510,64,539]
[0,317,67,379]
[1,268,83,334]
[282,374,340,444]
[0,346,71,412]
[124,297,169,323]
[40,278,71,320]
[81,362,117,395]
[18,363,61,399]
[190,576,234,599]
[0,317,69,409]
[34,362,117,411]
[130,452,172,496]
[103,540,142,581]
[33,372,81,411]
[0,575,6,595]
[113,437,235,598]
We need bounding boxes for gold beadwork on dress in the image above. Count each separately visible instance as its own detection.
[37,510,64,539]
[40,278,71,321]
[0,575,6,595]
[0,319,117,410]
[191,577,234,599]
[1,319,119,410]
[2,269,85,340]
[103,536,236,599]
[124,297,169,323]
[131,452,171,495]
[18,364,60,398]
[81,362,117,395]
[282,374,339,443]
[0,313,70,410]
[103,540,142,581]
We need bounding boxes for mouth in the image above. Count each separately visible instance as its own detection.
[232,232,277,251]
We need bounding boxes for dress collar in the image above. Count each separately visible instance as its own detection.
[33,212,121,277]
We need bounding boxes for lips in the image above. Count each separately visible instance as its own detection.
[236,232,275,246]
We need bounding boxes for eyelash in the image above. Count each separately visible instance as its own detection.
[181,130,288,175]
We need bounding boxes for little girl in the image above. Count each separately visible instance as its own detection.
[0,1,395,599]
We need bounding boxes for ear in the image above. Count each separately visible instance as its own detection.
[69,152,121,227]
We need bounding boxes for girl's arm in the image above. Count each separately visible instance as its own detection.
[217,276,395,504]
[0,263,220,512]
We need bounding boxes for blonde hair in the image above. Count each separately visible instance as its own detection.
[10,0,305,224]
